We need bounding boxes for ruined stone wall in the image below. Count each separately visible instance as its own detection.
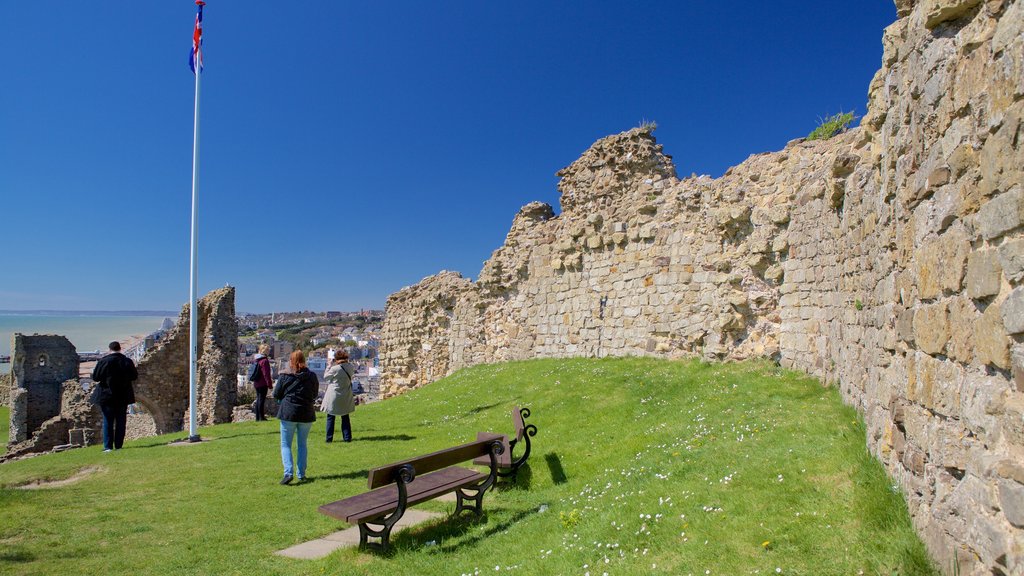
[0,373,11,406]
[8,335,78,444]
[4,379,101,460]
[133,286,238,433]
[380,1,1023,572]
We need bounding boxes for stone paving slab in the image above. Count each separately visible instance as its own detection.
[275,509,443,560]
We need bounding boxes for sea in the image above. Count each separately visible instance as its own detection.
[0,314,173,375]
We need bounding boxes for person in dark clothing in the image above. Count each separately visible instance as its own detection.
[273,350,318,484]
[249,344,274,421]
[90,341,139,452]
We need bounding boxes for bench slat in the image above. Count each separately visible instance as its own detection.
[511,407,526,442]
[367,435,502,489]
[319,466,486,524]
[472,432,512,467]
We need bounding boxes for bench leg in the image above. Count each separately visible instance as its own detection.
[455,487,485,516]
[358,521,394,552]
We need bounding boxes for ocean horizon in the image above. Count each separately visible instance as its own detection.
[0,314,172,374]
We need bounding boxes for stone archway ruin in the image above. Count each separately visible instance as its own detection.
[4,287,238,458]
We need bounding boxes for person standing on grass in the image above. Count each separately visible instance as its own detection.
[91,341,139,452]
[322,350,356,443]
[250,344,274,421]
[273,350,318,485]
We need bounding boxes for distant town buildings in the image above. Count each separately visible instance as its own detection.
[234,309,383,402]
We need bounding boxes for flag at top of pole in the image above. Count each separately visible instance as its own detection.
[189,1,205,74]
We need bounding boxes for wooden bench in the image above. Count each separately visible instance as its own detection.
[473,407,537,479]
[318,436,505,551]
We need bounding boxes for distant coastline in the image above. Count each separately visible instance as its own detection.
[0,310,177,317]
[0,314,172,374]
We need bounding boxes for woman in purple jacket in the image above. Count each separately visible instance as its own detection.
[250,344,274,421]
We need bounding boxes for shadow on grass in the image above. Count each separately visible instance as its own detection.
[414,507,538,554]
[545,452,568,485]
[493,462,533,491]
[313,470,371,481]
[0,548,35,562]
[354,434,417,442]
[463,401,501,416]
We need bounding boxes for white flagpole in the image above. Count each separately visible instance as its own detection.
[188,43,202,443]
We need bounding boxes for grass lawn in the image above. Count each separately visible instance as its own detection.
[0,358,936,575]
[0,406,8,445]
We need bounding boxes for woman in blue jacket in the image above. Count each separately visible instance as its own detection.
[273,350,319,484]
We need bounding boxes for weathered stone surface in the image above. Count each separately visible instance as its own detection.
[947,298,977,362]
[380,1,1024,571]
[7,335,77,444]
[924,0,982,28]
[966,249,1003,299]
[917,227,970,299]
[976,303,1011,369]
[1002,287,1024,334]
[998,238,1024,283]
[978,188,1024,240]
[999,480,1024,528]
[914,302,950,355]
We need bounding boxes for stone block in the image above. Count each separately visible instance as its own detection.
[946,298,977,362]
[897,308,916,343]
[998,480,1024,527]
[997,238,1024,282]
[966,249,1003,299]
[925,0,982,29]
[1002,287,1024,334]
[913,302,950,355]
[916,227,970,299]
[978,188,1024,240]
[976,302,1011,368]
[909,353,963,416]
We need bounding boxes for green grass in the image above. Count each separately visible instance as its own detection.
[0,358,936,575]
[1,405,8,444]
[807,111,855,141]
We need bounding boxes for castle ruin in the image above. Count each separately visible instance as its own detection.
[380,0,1024,573]
[5,287,239,458]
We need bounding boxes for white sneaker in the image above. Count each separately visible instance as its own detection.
[103,449,112,453]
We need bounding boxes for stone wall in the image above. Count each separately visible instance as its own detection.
[7,335,79,445]
[380,0,1023,573]
[4,379,101,460]
[0,373,10,406]
[133,286,238,433]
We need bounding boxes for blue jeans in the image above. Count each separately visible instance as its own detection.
[280,420,312,478]
[100,403,128,450]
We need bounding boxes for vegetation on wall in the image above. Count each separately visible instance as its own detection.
[807,111,855,141]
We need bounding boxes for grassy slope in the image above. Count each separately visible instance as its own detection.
[0,358,935,576]
[1,406,8,446]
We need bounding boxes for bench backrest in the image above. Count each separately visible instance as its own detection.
[511,406,526,442]
[367,434,503,489]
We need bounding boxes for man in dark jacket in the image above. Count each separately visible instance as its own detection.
[91,341,139,452]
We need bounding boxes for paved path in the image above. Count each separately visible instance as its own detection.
[275,509,443,560]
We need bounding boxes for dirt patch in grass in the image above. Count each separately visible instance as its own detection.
[15,466,105,490]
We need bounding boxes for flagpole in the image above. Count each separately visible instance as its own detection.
[188,38,202,443]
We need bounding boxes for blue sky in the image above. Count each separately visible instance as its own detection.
[0,1,895,313]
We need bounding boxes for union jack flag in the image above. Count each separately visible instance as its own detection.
[189,1,205,74]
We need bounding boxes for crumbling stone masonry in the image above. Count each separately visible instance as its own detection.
[5,335,102,459]
[7,335,80,445]
[4,288,239,458]
[133,286,239,434]
[0,373,11,406]
[380,1,1024,573]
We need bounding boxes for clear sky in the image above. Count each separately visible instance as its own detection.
[1,1,896,313]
